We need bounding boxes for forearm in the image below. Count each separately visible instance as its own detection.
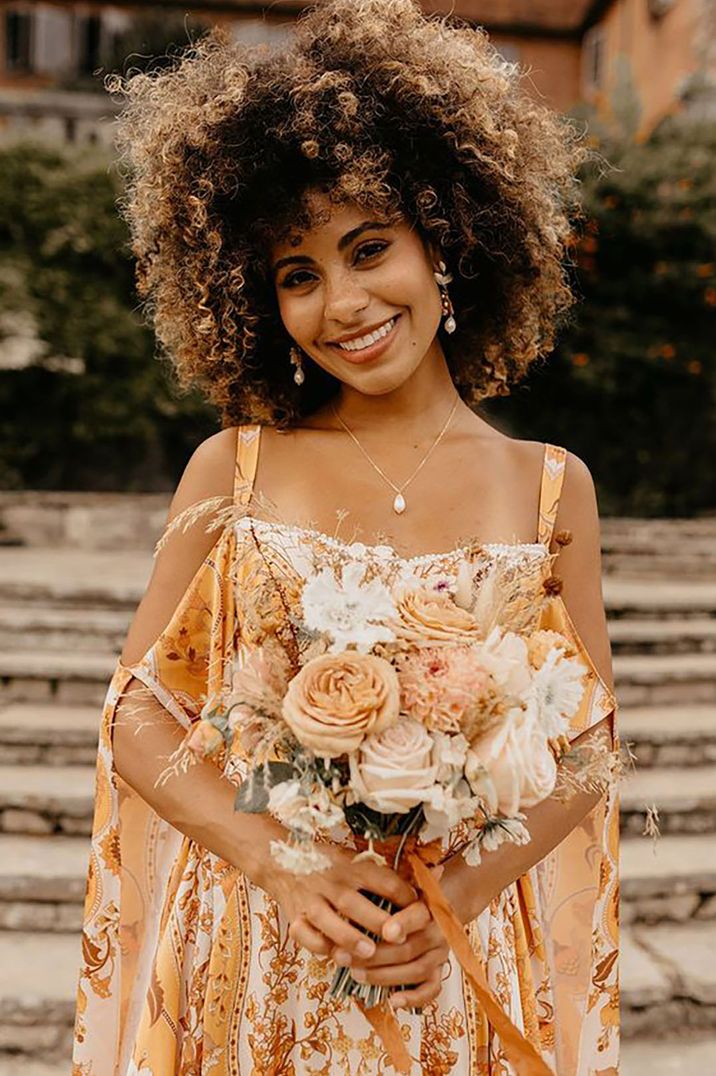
[444,715,616,923]
[112,678,285,889]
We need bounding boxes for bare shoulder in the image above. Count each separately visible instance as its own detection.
[120,427,239,665]
[555,449,600,541]
[167,426,238,521]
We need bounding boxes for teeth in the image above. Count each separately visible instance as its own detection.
[335,317,396,352]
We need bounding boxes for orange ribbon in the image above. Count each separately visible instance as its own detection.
[353,839,555,1076]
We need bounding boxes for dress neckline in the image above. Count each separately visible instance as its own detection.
[235,515,550,567]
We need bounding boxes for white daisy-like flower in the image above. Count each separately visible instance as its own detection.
[521,648,586,738]
[463,838,483,866]
[431,731,469,782]
[268,780,344,837]
[480,813,531,853]
[270,838,332,875]
[301,561,398,653]
[421,783,478,842]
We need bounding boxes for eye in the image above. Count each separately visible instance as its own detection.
[355,240,388,263]
[280,268,316,289]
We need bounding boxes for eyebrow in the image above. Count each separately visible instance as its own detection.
[271,220,391,274]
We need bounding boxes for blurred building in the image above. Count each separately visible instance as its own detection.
[0,0,714,146]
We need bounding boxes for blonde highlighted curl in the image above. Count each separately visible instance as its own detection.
[108,0,587,427]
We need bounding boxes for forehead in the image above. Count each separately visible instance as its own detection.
[270,192,403,256]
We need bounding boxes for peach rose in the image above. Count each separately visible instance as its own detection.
[465,708,557,817]
[527,629,576,669]
[186,718,225,759]
[349,717,437,814]
[391,583,482,647]
[281,651,400,757]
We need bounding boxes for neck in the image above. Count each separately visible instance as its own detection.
[331,347,464,439]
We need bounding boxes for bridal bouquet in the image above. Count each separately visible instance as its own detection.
[171,542,608,1072]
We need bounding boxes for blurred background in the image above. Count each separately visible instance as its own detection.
[0,3,714,1075]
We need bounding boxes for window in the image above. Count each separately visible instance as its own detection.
[77,13,102,75]
[582,25,606,93]
[5,9,33,72]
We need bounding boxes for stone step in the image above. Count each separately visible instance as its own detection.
[0,547,152,609]
[621,1035,716,1076]
[2,644,713,710]
[622,920,716,1038]
[609,618,716,655]
[613,652,716,706]
[2,827,712,937]
[0,833,88,932]
[621,832,716,924]
[0,750,713,849]
[0,602,130,653]
[0,703,100,765]
[0,930,79,1060]
[0,764,96,837]
[619,705,716,768]
[0,547,714,617]
[621,764,716,835]
[4,604,713,658]
[602,578,716,620]
[0,650,115,705]
[604,552,716,580]
[2,699,713,770]
[1,921,713,1063]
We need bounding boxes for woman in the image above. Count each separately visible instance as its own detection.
[72,1,620,1073]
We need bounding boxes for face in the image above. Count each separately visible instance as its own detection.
[269,195,445,396]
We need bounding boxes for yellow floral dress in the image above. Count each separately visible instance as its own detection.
[71,424,620,1076]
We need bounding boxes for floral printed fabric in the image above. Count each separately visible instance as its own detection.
[71,429,619,1075]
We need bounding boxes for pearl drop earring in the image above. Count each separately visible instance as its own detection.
[289,345,305,385]
[433,260,457,334]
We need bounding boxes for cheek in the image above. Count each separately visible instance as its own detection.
[276,292,321,342]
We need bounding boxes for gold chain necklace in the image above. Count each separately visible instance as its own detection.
[330,395,460,514]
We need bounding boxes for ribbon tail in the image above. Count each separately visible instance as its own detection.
[407,851,555,1076]
[354,997,412,1074]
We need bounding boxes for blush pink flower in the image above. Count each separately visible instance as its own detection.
[396,645,500,736]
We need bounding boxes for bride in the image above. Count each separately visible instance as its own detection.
[72,2,620,1073]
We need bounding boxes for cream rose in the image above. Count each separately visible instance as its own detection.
[466,708,557,817]
[391,583,482,647]
[281,651,400,757]
[349,716,437,813]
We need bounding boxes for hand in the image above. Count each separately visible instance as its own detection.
[262,842,417,963]
[331,865,450,1011]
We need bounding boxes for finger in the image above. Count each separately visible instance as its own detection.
[353,925,446,968]
[390,964,447,1010]
[382,899,432,943]
[289,914,332,956]
[308,899,378,959]
[353,864,417,908]
[328,886,393,937]
[350,948,446,988]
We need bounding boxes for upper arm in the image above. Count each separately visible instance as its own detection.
[550,451,615,696]
[120,427,238,666]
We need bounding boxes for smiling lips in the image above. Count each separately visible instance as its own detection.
[327,314,400,362]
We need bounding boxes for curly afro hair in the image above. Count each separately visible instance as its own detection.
[109,0,587,427]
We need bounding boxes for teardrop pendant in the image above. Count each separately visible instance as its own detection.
[393,492,406,514]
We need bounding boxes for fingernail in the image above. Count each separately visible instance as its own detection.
[384,923,403,943]
[333,949,351,966]
[356,939,375,958]
[352,967,367,982]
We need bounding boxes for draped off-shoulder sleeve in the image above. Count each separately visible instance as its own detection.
[72,525,238,1075]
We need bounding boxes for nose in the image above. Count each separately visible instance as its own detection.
[323,268,370,327]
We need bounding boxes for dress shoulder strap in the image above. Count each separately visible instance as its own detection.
[233,424,262,507]
[537,443,567,549]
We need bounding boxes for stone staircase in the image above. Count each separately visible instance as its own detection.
[0,513,715,1073]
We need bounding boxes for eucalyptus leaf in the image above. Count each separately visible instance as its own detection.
[234,762,294,814]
